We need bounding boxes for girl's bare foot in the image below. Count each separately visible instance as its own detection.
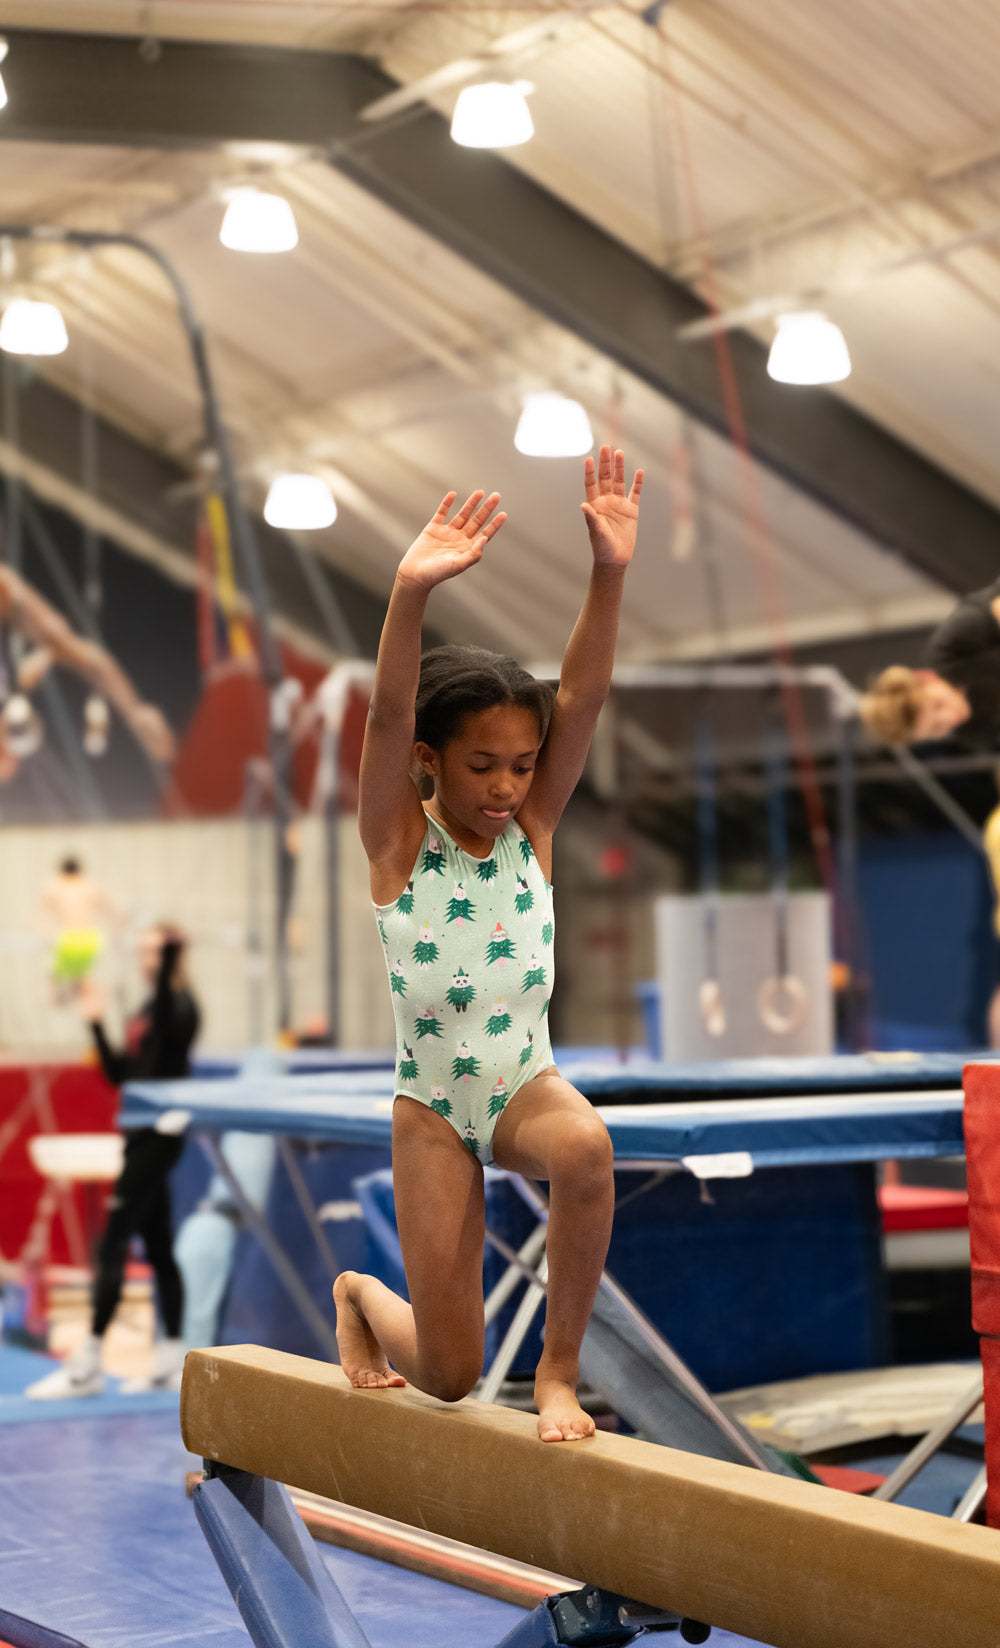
[534,1375,595,1442]
[333,1272,406,1389]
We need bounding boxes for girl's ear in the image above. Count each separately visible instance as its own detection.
[411,741,437,799]
[413,741,438,778]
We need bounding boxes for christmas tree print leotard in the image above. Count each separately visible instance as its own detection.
[374,814,554,1162]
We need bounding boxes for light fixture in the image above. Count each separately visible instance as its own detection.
[2,693,42,758]
[0,38,8,112]
[514,393,593,458]
[264,473,337,530]
[0,297,69,356]
[450,81,534,149]
[219,189,298,254]
[766,311,851,385]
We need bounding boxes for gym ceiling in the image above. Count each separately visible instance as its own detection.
[0,1,997,678]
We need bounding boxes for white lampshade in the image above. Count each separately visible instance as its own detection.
[0,298,68,356]
[451,82,534,149]
[766,311,851,385]
[514,393,593,458]
[0,37,8,113]
[264,473,337,530]
[220,189,299,254]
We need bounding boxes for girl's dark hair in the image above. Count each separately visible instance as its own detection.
[414,645,554,751]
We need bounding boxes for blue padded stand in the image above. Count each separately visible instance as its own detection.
[192,1465,373,1648]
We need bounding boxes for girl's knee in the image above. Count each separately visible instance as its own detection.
[410,1307,484,1402]
[550,1112,613,1183]
[419,1343,483,1402]
[421,1365,480,1403]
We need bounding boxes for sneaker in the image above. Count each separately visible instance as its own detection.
[26,1360,105,1400]
[118,1373,153,1395]
[119,1339,185,1395]
[150,1365,184,1393]
[150,1338,186,1390]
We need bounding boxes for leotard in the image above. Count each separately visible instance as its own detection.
[374,815,555,1163]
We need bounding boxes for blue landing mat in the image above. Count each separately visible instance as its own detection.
[0,1407,772,1648]
[0,1343,179,1425]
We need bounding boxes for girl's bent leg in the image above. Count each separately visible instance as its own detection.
[492,1070,614,1441]
[334,1096,487,1401]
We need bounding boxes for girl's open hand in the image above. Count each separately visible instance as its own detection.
[397,490,506,590]
[580,446,643,568]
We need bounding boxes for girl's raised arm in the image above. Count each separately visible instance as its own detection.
[521,446,642,842]
[358,489,506,880]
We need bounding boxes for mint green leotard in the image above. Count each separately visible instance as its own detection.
[374,815,555,1163]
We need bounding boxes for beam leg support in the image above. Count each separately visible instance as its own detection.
[493,1586,711,1646]
[193,1465,373,1648]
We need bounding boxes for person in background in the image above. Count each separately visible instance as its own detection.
[859,577,1000,747]
[27,924,200,1398]
[40,856,119,1004]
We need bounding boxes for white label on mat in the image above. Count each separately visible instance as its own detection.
[682,1151,754,1180]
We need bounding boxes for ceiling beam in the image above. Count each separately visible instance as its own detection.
[0,28,384,149]
[0,28,998,595]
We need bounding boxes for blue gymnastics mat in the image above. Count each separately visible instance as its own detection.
[0,1344,179,1425]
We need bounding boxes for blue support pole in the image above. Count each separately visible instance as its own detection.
[193,1466,373,1648]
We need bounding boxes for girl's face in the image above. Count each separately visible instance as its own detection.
[416,703,542,846]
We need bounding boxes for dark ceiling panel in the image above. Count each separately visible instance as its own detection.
[0,28,384,147]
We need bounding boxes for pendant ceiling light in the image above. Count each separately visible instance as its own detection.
[220,189,299,254]
[514,393,593,458]
[766,311,851,385]
[0,38,9,112]
[0,297,69,356]
[264,474,337,531]
[451,82,534,149]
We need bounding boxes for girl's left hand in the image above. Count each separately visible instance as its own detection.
[580,445,643,567]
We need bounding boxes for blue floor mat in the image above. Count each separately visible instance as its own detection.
[0,1343,180,1424]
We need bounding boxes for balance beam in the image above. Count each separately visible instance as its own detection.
[181,1345,1000,1648]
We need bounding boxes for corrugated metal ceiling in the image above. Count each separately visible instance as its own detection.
[0,1,995,675]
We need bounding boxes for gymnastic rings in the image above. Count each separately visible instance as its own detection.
[757,972,809,1036]
[699,977,727,1038]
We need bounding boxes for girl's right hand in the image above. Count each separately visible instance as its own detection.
[396,490,506,590]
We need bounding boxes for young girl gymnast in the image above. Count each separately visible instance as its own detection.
[334,444,643,1442]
